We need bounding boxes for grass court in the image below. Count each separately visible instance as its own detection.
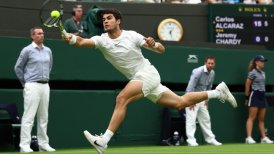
[1,144,274,154]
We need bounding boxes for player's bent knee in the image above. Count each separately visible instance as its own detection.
[115,95,128,107]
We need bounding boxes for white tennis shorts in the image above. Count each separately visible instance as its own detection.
[132,64,169,103]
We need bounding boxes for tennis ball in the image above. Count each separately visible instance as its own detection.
[51,10,60,18]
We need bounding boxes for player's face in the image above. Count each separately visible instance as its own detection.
[102,14,120,32]
[205,59,215,72]
[32,28,44,44]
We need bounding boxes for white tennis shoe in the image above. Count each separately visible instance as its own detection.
[216,82,237,108]
[20,146,33,153]
[83,130,107,154]
[187,140,199,147]
[39,144,56,152]
[246,137,256,144]
[207,139,222,146]
[261,137,273,144]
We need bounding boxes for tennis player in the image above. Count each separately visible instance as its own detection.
[62,9,237,154]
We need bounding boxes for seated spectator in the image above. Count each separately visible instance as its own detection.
[166,0,184,3]
[224,0,239,3]
[64,4,88,37]
[167,0,221,4]
[183,0,201,4]
[121,0,159,2]
[258,0,273,4]
[208,0,223,3]
[243,0,256,4]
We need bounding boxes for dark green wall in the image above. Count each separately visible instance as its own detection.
[0,89,163,147]
[1,0,274,150]
[1,89,274,148]
[1,36,274,148]
[1,36,274,85]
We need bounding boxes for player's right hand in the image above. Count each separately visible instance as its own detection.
[62,33,72,42]
[62,32,77,45]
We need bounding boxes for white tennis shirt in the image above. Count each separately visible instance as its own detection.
[91,30,151,79]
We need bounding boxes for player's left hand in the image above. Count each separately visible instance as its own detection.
[189,104,196,110]
[144,37,156,48]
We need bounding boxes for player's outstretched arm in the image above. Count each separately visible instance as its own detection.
[62,33,95,48]
[143,37,165,54]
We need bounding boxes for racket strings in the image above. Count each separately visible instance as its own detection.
[39,0,64,31]
[44,17,59,27]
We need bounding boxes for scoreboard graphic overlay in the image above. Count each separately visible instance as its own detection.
[208,4,274,50]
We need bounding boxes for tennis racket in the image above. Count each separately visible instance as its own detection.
[39,0,68,37]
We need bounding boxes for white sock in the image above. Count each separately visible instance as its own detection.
[103,129,114,144]
[207,90,220,99]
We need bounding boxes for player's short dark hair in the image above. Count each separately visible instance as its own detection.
[98,9,122,21]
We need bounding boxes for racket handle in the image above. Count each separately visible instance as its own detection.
[61,29,77,45]
[61,29,68,37]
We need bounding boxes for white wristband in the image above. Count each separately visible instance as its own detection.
[153,42,159,48]
[69,34,77,45]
